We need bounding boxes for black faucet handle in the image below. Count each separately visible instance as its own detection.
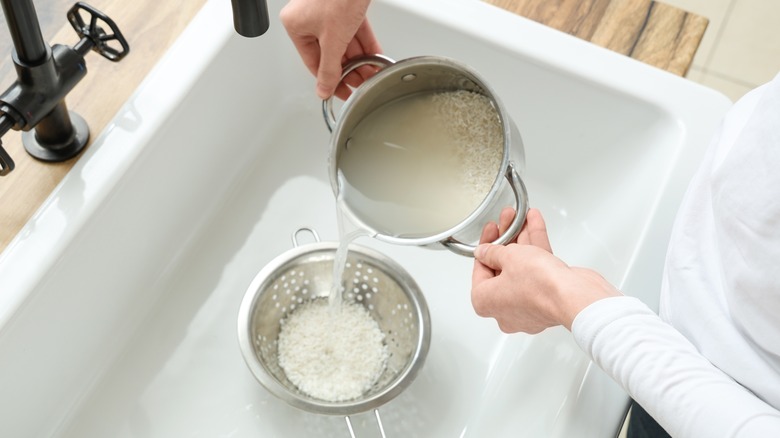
[0,115,14,176]
[67,2,129,62]
[0,141,14,176]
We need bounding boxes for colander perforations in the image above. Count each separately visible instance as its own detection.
[243,244,429,415]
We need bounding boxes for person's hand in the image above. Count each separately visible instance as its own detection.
[280,0,382,100]
[471,208,621,333]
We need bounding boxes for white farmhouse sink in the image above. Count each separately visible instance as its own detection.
[0,0,730,436]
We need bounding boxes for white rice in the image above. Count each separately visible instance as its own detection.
[277,299,388,402]
[431,90,503,208]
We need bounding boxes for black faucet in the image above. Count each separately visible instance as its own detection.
[0,1,129,176]
[231,0,270,38]
[0,0,268,177]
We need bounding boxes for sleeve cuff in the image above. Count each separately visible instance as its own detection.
[571,295,655,353]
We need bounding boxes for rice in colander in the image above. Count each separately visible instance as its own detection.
[277,299,388,402]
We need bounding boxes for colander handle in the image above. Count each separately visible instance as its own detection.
[345,409,386,438]
[322,54,396,133]
[292,227,321,247]
[442,162,529,257]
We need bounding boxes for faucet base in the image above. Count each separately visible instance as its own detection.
[22,110,89,162]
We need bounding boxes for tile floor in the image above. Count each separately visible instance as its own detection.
[665,0,780,102]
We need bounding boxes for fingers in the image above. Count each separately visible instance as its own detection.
[514,208,552,253]
[474,243,505,271]
[317,17,381,100]
[480,219,499,244]
[317,39,349,99]
[347,19,382,83]
[335,20,382,99]
[284,32,320,77]
[281,0,377,100]
[354,19,382,56]
[525,208,552,253]
[338,36,379,99]
[497,206,517,242]
[472,222,499,288]
[279,3,320,77]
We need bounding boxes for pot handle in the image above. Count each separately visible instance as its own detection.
[442,162,529,257]
[322,54,396,133]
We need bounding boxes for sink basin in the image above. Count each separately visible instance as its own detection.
[0,0,730,436]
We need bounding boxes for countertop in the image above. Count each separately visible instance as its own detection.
[0,0,707,252]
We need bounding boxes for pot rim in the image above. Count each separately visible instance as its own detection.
[327,55,516,247]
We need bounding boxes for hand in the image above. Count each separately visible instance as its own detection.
[471,208,621,333]
[280,0,382,100]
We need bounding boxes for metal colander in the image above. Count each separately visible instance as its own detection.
[238,228,431,430]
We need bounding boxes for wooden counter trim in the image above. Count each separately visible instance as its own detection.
[484,0,708,76]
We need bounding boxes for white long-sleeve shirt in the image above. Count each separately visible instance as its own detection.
[572,72,780,437]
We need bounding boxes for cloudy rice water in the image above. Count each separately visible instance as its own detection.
[338,89,503,238]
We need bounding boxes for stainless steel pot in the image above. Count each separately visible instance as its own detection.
[323,55,529,257]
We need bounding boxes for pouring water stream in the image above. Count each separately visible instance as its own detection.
[330,173,372,310]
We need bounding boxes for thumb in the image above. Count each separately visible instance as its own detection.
[475,244,505,271]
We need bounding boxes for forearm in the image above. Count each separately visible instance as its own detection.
[572,296,780,437]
